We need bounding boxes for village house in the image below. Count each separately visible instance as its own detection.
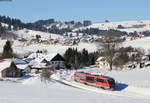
[96,57,109,68]
[18,38,28,42]
[58,39,72,45]
[0,59,24,78]
[27,53,65,73]
[44,53,65,70]
[12,58,30,73]
[28,58,47,73]
[38,38,52,45]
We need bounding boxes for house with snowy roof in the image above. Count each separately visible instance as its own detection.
[96,57,109,68]
[28,53,65,73]
[43,53,65,70]
[11,58,30,73]
[0,59,24,78]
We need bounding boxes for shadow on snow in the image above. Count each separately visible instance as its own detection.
[115,83,128,91]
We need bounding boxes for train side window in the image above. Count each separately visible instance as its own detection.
[96,78,106,83]
[74,74,79,77]
[80,75,85,80]
[86,77,95,83]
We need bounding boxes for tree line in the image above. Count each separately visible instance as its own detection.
[63,48,99,69]
[76,28,128,36]
[97,30,147,70]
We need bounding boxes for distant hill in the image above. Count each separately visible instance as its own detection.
[1,15,150,37]
[83,20,150,33]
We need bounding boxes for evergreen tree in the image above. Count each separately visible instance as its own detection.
[64,48,99,69]
[81,49,89,66]
[2,40,13,58]
[8,24,11,31]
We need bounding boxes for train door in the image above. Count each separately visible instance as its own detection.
[74,73,80,81]
[96,78,109,88]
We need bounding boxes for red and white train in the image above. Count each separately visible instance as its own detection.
[74,72,116,90]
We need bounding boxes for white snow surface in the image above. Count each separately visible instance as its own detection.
[22,74,54,86]
[124,36,150,51]
[0,31,150,57]
[0,40,97,56]
[79,20,150,33]
[0,60,11,72]
[0,36,150,57]
[1,68,150,103]
[1,23,8,28]
[14,29,63,39]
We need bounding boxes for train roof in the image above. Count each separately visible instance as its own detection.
[76,72,115,80]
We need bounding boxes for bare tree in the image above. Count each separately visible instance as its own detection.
[97,30,125,70]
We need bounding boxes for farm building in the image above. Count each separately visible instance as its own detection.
[43,53,65,70]
[0,60,24,78]
[28,53,65,73]
[96,57,109,68]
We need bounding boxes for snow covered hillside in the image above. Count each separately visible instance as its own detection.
[14,29,63,40]
[81,20,150,33]
[0,39,97,56]
[124,36,150,51]
[1,22,9,28]
[1,34,150,56]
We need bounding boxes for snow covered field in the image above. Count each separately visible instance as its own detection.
[1,81,148,103]
[1,23,150,103]
[14,29,63,40]
[1,67,150,103]
[83,20,150,33]
[0,39,97,56]
[124,36,150,51]
[1,35,150,57]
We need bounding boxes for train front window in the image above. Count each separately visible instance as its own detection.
[96,78,106,83]
[108,79,115,86]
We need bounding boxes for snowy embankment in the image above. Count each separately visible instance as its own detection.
[1,81,149,103]
[51,68,150,99]
[1,68,150,103]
